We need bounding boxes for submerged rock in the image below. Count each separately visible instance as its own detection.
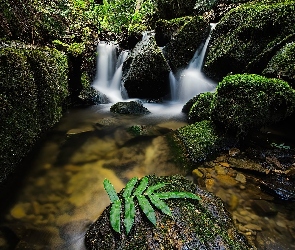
[110,101,150,115]
[122,36,170,99]
[85,175,253,250]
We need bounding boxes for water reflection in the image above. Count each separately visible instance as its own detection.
[0,105,294,249]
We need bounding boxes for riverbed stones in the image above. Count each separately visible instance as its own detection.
[85,175,252,250]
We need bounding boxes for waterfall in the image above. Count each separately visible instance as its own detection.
[92,42,129,103]
[171,23,217,103]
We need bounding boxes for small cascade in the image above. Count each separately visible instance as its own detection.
[172,23,217,103]
[169,71,177,101]
[92,42,129,102]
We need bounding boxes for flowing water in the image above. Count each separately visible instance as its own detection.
[0,28,294,249]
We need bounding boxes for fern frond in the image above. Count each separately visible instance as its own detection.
[137,195,156,226]
[124,197,135,234]
[149,194,172,217]
[156,191,201,200]
[145,183,166,195]
[110,199,121,233]
[123,177,138,198]
[104,179,119,202]
[134,176,149,196]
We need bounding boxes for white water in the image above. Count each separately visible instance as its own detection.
[92,42,129,103]
[174,23,217,103]
[93,24,217,108]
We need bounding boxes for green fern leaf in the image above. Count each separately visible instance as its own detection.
[156,191,201,200]
[124,197,135,234]
[104,179,119,202]
[137,195,156,226]
[110,199,121,233]
[149,194,172,217]
[145,183,166,195]
[134,176,149,196]
[123,177,138,198]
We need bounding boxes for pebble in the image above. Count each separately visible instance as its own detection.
[245,223,262,231]
[216,175,238,188]
[192,169,204,178]
[10,203,28,219]
[235,173,246,184]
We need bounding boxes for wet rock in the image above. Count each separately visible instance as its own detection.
[85,175,253,249]
[235,173,247,184]
[110,101,151,115]
[163,16,210,72]
[255,230,295,250]
[78,85,110,105]
[251,200,278,217]
[122,36,170,99]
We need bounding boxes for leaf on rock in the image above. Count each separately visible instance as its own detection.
[149,194,172,217]
[134,176,149,196]
[124,197,136,234]
[123,177,138,198]
[145,183,166,195]
[104,179,119,203]
[137,195,156,226]
[110,199,122,233]
[157,191,201,200]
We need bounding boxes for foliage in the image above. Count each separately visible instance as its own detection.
[103,177,201,234]
[212,74,295,133]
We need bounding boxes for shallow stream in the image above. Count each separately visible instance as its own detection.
[0,104,294,249]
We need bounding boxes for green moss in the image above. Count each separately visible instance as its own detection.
[156,0,196,19]
[175,120,222,167]
[188,92,214,124]
[0,44,68,183]
[163,16,210,71]
[204,0,295,80]
[263,42,295,87]
[212,74,295,133]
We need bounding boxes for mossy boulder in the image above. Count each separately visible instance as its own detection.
[0,43,68,185]
[211,74,295,133]
[188,92,214,124]
[110,101,150,115]
[85,175,252,250]
[79,85,110,105]
[204,1,295,81]
[155,16,193,47]
[171,120,235,169]
[263,42,295,88]
[162,16,210,72]
[122,36,170,99]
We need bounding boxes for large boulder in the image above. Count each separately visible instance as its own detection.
[0,43,68,188]
[122,36,170,99]
[263,42,295,88]
[85,175,252,249]
[203,1,295,81]
[110,101,150,115]
[162,16,210,72]
[211,74,295,133]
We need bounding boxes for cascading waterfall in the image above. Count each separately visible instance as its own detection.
[172,23,217,103]
[92,42,129,103]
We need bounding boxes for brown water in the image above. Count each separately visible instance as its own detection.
[0,104,294,249]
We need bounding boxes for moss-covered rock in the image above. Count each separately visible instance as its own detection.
[79,85,110,105]
[122,36,170,99]
[110,101,150,115]
[204,0,295,81]
[172,120,235,169]
[162,16,210,72]
[85,175,252,250]
[263,42,295,88]
[211,74,295,133]
[188,92,214,124]
[155,16,193,47]
[0,43,68,185]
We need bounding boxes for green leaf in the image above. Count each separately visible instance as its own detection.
[123,177,138,198]
[149,194,172,217]
[134,176,148,196]
[145,183,166,195]
[156,191,201,200]
[103,179,119,203]
[124,197,135,234]
[137,195,156,226]
[110,199,121,233]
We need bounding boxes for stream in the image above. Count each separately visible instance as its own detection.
[0,29,294,249]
